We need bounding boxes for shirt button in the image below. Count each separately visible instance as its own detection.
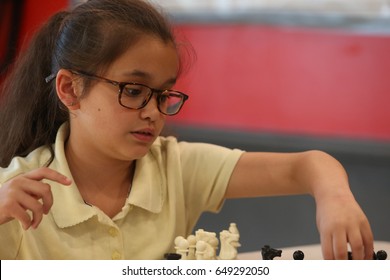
[108,227,118,237]
[112,251,122,260]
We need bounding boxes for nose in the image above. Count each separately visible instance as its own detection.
[139,94,161,121]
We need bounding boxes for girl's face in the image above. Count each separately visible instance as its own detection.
[71,35,180,162]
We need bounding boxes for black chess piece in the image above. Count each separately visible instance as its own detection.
[348,250,387,260]
[164,253,181,260]
[376,250,387,260]
[293,250,304,260]
[261,245,282,260]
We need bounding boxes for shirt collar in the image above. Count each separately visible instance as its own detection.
[49,123,164,229]
[127,142,165,214]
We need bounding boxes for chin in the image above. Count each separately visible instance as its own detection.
[126,147,151,160]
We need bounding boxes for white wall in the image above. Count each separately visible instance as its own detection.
[155,0,390,17]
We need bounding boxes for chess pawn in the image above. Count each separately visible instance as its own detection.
[195,241,208,260]
[174,236,189,260]
[293,250,304,260]
[376,250,387,260]
[186,235,197,260]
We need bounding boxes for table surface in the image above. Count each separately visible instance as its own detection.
[238,241,390,260]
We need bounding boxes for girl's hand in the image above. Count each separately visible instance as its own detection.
[316,194,374,260]
[0,168,72,230]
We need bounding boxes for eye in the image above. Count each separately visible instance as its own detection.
[122,84,148,98]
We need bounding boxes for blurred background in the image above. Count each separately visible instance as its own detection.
[1,0,389,252]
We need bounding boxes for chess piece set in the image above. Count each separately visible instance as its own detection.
[164,223,388,260]
[261,245,388,260]
[165,223,241,260]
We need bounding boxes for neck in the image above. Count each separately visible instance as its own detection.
[65,137,135,217]
[67,143,134,186]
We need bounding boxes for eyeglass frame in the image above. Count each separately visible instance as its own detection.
[53,70,189,116]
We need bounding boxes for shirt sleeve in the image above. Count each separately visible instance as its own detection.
[0,181,24,259]
[178,141,244,213]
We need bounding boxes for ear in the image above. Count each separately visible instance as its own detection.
[56,69,81,110]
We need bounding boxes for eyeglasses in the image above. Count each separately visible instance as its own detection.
[70,70,189,116]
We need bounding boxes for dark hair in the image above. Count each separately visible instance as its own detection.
[0,0,182,167]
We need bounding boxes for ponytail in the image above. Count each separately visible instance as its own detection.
[0,11,70,167]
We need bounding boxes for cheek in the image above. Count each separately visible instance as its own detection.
[77,100,117,132]
[80,89,118,116]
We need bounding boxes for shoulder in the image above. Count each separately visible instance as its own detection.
[0,123,68,183]
[0,146,51,183]
[151,136,244,168]
[152,136,243,156]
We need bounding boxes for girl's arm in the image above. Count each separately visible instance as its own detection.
[226,150,374,260]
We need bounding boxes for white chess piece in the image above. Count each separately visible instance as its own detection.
[195,240,208,260]
[208,234,219,259]
[174,236,189,260]
[187,235,197,260]
[229,223,239,235]
[218,229,241,260]
[195,229,205,240]
[195,229,218,260]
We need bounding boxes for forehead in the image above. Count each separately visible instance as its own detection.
[107,36,179,83]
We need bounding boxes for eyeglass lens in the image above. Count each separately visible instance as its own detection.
[120,84,185,115]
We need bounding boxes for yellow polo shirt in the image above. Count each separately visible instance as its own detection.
[0,123,243,259]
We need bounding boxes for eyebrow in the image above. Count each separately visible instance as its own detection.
[122,70,177,87]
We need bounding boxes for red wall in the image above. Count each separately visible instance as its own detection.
[1,0,68,82]
[3,2,389,142]
[18,0,69,50]
[172,25,390,142]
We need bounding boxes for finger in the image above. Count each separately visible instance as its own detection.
[320,232,334,260]
[332,231,348,260]
[18,192,45,229]
[361,223,374,260]
[31,183,53,215]
[24,167,72,186]
[7,202,34,230]
[41,183,53,215]
[18,178,53,215]
[347,231,364,260]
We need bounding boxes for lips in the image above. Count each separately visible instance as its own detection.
[131,129,155,142]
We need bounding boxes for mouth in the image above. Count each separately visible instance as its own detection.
[133,130,154,136]
[131,129,155,142]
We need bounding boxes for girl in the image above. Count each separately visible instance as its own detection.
[0,0,373,259]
